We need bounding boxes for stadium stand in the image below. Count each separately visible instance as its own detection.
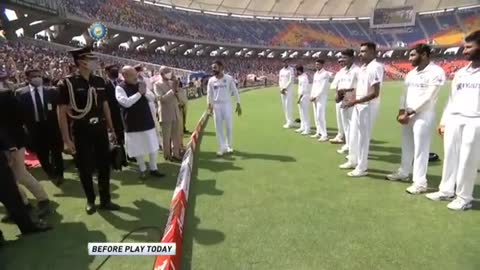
[61,0,480,48]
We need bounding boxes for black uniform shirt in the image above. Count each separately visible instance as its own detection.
[57,73,107,121]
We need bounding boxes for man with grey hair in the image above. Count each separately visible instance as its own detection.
[153,66,183,162]
[116,66,164,179]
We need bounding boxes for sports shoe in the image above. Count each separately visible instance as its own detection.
[347,170,368,177]
[405,184,427,195]
[283,123,294,129]
[339,161,356,169]
[301,131,311,136]
[216,151,225,157]
[295,128,303,133]
[318,136,329,142]
[447,198,473,211]
[310,134,321,139]
[227,147,234,154]
[337,145,349,154]
[329,136,344,144]
[386,172,409,181]
[425,191,454,201]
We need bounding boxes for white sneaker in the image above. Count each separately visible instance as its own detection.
[386,172,409,181]
[295,128,303,133]
[339,161,356,169]
[216,151,225,157]
[337,146,348,155]
[447,198,473,211]
[405,184,427,195]
[425,191,454,201]
[329,137,344,144]
[318,136,329,142]
[310,134,321,139]
[283,123,294,129]
[226,147,234,154]
[347,170,368,177]
[301,130,311,135]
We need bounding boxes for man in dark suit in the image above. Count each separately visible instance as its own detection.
[16,69,64,185]
[0,126,52,246]
[105,64,127,167]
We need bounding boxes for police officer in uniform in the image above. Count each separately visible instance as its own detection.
[57,47,120,214]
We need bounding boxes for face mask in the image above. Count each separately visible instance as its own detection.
[87,61,98,71]
[165,72,172,80]
[30,77,43,87]
[110,70,119,79]
[213,70,220,76]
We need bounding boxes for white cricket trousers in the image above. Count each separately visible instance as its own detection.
[398,110,435,187]
[335,102,344,139]
[312,94,328,136]
[281,87,294,125]
[213,102,233,152]
[340,107,353,147]
[348,102,380,172]
[298,98,311,132]
[437,116,480,202]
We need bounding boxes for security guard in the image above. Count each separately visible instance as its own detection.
[57,47,120,214]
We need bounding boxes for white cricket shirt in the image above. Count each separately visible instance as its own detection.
[311,69,332,98]
[402,62,446,112]
[356,59,384,104]
[330,64,360,91]
[279,67,294,89]
[207,74,240,105]
[297,73,311,97]
[440,62,480,124]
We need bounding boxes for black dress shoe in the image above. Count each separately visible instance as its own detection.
[55,176,65,186]
[85,202,97,215]
[150,170,165,178]
[22,220,52,235]
[0,230,5,247]
[169,157,183,163]
[99,202,121,211]
[37,200,52,218]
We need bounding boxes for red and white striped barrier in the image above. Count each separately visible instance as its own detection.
[153,111,210,270]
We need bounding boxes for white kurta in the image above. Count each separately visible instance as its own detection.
[115,85,159,157]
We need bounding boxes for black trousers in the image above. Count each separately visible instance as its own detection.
[31,121,64,178]
[0,153,36,234]
[72,121,111,204]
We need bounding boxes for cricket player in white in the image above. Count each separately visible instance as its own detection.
[332,50,360,154]
[340,42,384,177]
[386,44,446,194]
[279,59,295,128]
[426,31,480,210]
[330,58,346,144]
[295,64,312,135]
[207,61,242,156]
[310,59,331,141]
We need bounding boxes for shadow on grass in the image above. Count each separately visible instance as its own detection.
[53,180,121,200]
[201,150,296,163]
[182,131,226,270]
[1,202,106,270]
[97,199,167,242]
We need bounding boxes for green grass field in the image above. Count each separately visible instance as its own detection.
[1,81,480,270]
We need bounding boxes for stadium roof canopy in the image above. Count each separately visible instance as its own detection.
[146,0,480,18]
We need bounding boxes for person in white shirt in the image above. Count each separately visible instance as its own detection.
[279,59,295,128]
[207,60,242,156]
[295,64,312,135]
[310,59,331,141]
[329,58,346,144]
[340,42,384,177]
[386,44,446,194]
[332,49,360,154]
[426,31,480,210]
